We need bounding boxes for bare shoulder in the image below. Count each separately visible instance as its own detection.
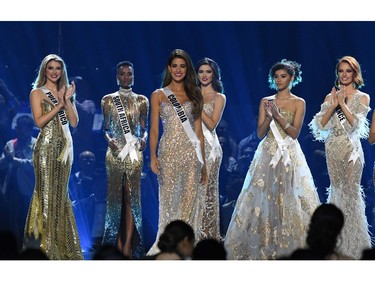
[291,95,305,105]
[263,94,276,101]
[215,92,226,102]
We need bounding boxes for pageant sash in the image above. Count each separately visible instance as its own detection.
[269,119,294,168]
[42,87,73,164]
[335,105,362,166]
[202,122,221,161]
[162,88,204,164]
[112,93,139,162]
[269,119,304,196]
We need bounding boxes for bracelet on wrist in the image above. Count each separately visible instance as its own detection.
[284,122,291,130]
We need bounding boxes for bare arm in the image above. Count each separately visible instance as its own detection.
[194,113,207,184]
[272,99,305,140]
[201,93,226,131]
[30,89,65,129]
[320,87,339,127]
[257,98,272,139]
[64,82,79,128]
[369,110,375,144]
[149,90,161,175]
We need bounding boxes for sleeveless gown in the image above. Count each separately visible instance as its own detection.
[224,111,320,260]
[24,98,82,260]
[197,101,222,241]
[147,92,202,255]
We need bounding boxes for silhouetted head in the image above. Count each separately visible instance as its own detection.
[306,203,344,258]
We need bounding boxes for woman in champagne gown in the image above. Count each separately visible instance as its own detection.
[224,59,320,260]
[195,57,226,241]
[147,49,207,255]
[25,54,82,260]
[309,56,372,259]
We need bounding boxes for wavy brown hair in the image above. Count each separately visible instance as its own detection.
[162,49,202,119]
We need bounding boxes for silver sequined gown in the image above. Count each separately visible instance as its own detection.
[147,91,202,255]
[224,111,320,260]
[309,92,372,259]
[101,90,149,259]
[197,101,222,241]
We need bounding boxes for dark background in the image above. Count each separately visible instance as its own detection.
[1,21,375,251]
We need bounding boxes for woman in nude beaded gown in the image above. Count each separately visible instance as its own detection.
[195,58,226,241]
[309,56,372,259]
[224,59,320,260]
[147,49,207,255]
[25,54,82,260]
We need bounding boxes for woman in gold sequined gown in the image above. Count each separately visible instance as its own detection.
[309,56,372,259]
[25,54,82,260]
[101,61,149,259]
[224,59,320,260]
[147,49,207,256]
[195,58,226,241]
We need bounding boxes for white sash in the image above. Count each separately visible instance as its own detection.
[202,122,221,161]
[269,120,304,196]
[269,119,294,168]
[162,88,204,164]
[112,94,139,162]
[42,87,73,164]
[335,105,363,166]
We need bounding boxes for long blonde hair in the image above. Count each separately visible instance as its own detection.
[32,54,69,90]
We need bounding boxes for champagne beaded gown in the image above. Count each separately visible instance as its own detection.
[224,111,320,260]
[197,101,222,241]
[147,89,202,255]
[309,92,372,259]
[24,95,83,260]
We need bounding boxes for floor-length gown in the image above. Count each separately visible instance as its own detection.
[24,97,83,260]
[101,91,148,259]
[147,89,202,255]
[309,92,372,259]
[224,111,320,260]
[197,101,222,241]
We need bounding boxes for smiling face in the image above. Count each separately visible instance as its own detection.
[168,57,187,82]
[197,64,213,87]
[117,65,134,89]
[337,62,354,87]
[45,60,62,84]
[273,69,293,91]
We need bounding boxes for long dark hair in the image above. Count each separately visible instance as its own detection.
[162,49,202,119]
[195,57,224,93]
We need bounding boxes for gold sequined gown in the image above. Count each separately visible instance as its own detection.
[197,101,222,241]
[24,97,83,260]
[309,92,372,259]
[147,94,202,255]
[224,111,320,260]
[101,90,149,259]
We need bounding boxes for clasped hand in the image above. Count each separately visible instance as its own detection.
[330,86,346,108]
[57,81,76,109]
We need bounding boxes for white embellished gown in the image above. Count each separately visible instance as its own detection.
[224,111,320,260]
[309,92,372,259]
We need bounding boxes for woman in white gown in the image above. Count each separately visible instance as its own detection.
[224,59,320,260]
[309,56,372,259]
